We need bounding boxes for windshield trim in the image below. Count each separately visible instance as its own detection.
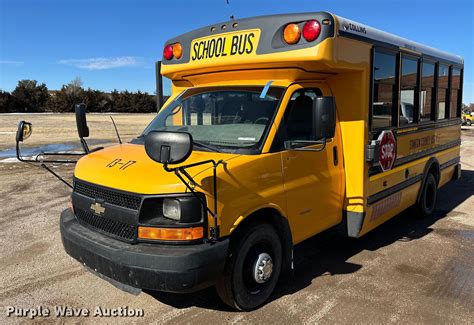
[136,85,287,155]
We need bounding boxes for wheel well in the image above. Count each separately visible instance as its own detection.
[230,208,293,276]
[417,158,440,202]
[427,160,440,185]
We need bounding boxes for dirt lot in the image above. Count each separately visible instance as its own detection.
[0,114,473,324]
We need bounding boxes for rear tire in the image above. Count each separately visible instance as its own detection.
[416,173,437,217]
[216,223,282,311]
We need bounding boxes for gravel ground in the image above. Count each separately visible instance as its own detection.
[0,115,472,324]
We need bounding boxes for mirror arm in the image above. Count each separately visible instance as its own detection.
[15,141,73,188]
[16,138,82,164]
[80,138,90,154]
[41,151,85,156]
[164,159,224,242]
[40,163,73,189]
[286,138,327,152]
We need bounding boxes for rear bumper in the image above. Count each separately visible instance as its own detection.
[60,208,229,293]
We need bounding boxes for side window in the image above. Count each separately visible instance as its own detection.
[400,55,418,126]
[284,89,322,141]
[450,68,461,118]
[420,61,435,122]
[437,64,449,120]
[372,50,397,129]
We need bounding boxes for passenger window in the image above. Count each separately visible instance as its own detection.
[437,64,449,120]
[450,68,461,118]
[420,61,435,122]
[400,56,418,126]
[284,89,321,141]
[372,50,396,129]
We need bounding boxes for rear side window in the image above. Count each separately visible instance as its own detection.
[420,61,435,122]
[372,50,397,129]
[450,68,461,118]
[400,56,418,125]
[437,64,449,120]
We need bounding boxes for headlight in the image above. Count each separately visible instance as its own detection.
[139,195,205,226]
[162,198,181,221]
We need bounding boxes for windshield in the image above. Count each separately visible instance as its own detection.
[142,86,284,153]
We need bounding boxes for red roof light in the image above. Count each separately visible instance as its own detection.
[163,44,174,60]
[303,20,321,42]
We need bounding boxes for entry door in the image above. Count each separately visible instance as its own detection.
[280,84,344,244]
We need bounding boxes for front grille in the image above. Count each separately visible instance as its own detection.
[76,208,137,241]
[74,180,142,210]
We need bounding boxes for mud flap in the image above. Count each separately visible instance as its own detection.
[338,210,365,238]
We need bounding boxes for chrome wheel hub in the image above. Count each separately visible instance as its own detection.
[253,252,273,284]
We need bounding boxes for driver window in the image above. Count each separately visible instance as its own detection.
[284,89,322,141]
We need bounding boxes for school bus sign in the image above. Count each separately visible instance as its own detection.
[378,130,397,172]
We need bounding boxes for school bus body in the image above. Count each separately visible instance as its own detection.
[61,11,463,309]
[155,12,462,241]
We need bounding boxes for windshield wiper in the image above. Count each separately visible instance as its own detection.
[193,140,221,153]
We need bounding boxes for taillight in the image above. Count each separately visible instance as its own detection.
[163,44,174,60]
[302,20,321,42]
[283,23,301,44]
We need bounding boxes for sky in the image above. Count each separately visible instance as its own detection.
[0,0,473,103]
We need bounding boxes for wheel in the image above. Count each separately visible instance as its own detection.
[216,223,282,311]
[416,173,437,217]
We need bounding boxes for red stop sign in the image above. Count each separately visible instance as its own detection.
[377,130,397,172]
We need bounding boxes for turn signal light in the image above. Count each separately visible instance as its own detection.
[303,20,321,42]
[163,44,174,60]
[283,23,301,44]
[138,226,204,241]
[172,43,183,59]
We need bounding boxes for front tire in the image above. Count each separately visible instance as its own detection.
[216,223,282,311]
[416,173,437,217]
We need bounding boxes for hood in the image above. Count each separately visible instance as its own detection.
[74,143,239,194]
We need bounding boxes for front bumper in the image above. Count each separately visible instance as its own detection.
[60,208,229,293]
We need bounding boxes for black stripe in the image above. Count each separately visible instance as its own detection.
[394,139,461,167]
[440,157,460,170]
[368,157,460,205]
[368,175,422,205]
[395,119,461,136]
[369,139,461,176]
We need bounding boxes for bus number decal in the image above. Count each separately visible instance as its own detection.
[106,159,136,170]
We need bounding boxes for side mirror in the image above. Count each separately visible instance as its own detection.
[145,131,193,164]
[313,96,336,140]
[75,103,89,138]
[16,121,32,143]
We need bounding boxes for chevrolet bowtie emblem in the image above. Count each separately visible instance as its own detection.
[90,202,105,215]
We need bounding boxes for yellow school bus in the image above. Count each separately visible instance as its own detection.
[17,11,463,310]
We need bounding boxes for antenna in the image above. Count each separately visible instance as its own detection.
[226,0,234,20]
[109,116,122,144]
